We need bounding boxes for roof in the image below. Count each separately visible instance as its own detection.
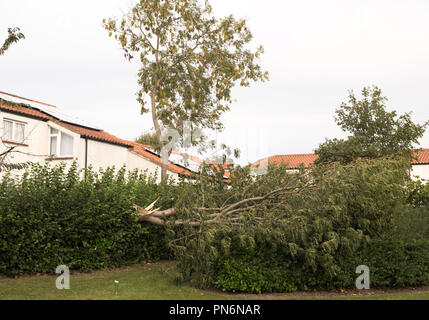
[252,149,429,169]
[0,91,101,129]
[0,93,193,176]
[128,142,192,176]
[251,153,319,170]
[413,148,429,165]
[0,98,133,148]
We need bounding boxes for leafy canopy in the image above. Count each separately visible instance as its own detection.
[103,0,268,147]
[135,131,163,152]
[315,86,428,164]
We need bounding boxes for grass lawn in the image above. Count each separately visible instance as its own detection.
[0,261,428,300]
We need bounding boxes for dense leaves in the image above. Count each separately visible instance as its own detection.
[0,162,175,276]
[103,0,268,179]
[136,131,163,152]
[315,86,428,164]
[167,158,429,292]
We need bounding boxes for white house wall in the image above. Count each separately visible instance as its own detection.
[127,151,179,183]
[85,138,128,171]
[0,111,50,168]
[1,110,179,180]
[411,164,429,182]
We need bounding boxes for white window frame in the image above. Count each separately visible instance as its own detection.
[2,118,27,143]
[49,126,74,157]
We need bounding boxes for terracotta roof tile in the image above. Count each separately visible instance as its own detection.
[413,148,429,165]
[0,103,51,120]
[253,149,429,169]
[60,122,134,147]
[252,153,319,169]
[128,142,192,176]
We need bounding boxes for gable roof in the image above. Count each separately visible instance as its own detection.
[0,93,193,176]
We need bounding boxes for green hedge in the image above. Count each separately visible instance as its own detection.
[0,162,175,276]
[212,206,429,293]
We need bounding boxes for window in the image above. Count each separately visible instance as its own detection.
[49,127,73,157]
[2,119,26,143]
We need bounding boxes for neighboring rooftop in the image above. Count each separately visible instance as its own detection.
[413,148,429,165]
[251,153,319,170]
[252,149,429,169]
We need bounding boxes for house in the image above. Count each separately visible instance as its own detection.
[251,150,429,181]
[0,91,194,181]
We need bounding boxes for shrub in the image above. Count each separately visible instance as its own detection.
[0,162,174,276]
[211,205,429,293]
[359,205,429,287]
[169,157,429,292]
[407,179,429,208]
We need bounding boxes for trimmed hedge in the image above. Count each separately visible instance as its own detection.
[0,162,175,276]
[212,206,429,293]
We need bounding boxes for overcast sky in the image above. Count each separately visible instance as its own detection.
[1,0,428,165]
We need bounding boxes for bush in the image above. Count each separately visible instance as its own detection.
[212,205,429,293]
[407,179,429,208]
[0,162,174,276]
[359,206,429,287]
[169,157,429,292]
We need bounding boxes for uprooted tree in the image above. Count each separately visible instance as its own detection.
[133,86,427,231]
[103,0,268,180]
[132,157,413,290]
[129,86,428,290]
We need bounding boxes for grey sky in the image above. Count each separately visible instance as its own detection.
[1,0,428,165]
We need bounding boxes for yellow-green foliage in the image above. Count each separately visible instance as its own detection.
[170,158,428,292]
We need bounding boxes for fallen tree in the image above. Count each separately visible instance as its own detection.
[130,157,419,291]
[133,166,316,228]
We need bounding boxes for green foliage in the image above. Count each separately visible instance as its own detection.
[0,27,25,56]
[342,205,429,288]
[0,162,173,276]
[167,157,428,292]
[406,179,429,208]
[103,0,268,127]
[136,131,162,152]
[212,204,429,293]
[103,0,268,179]
[315,86,428,164]
[0,160,30,172]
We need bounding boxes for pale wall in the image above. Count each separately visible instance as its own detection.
[0,109,177,180]
[411,164,429,182]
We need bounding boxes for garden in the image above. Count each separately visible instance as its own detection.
[1,87,429,298]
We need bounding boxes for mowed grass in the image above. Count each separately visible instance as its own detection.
[0,262,428,300]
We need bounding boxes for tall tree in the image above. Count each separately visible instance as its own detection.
[0,27,25,56]
[315,86,428,164]
[135,131,162,152]
[103,0,268,180]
